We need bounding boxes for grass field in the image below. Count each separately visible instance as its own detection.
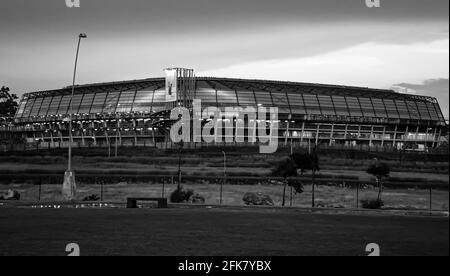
[0,208,447,256]
[2,182,448,211]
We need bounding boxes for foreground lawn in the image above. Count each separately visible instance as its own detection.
[0,208,447,256]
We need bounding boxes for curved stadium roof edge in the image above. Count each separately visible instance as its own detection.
[20,76,437,103]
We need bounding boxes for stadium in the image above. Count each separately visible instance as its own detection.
[8,68,448,151]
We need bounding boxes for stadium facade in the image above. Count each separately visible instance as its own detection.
[10,68,448,151]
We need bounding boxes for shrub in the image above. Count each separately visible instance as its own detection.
[83,194,100,202]
[243,192,274,206]
[170,187,194,203]
[361,199,384,209]
[190,194,206,204]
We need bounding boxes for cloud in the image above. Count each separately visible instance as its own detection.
[199,39,449,89]
[393,79,449,119]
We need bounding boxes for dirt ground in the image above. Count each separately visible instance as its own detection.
[1,182,448,211]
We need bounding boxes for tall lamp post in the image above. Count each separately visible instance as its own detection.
[63,33,87,200]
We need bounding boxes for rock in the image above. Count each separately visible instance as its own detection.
[190,194,205,204]
[243,192,274,206]
[327,204,345,209]
[4,190,20,201]
[83,194,100,201]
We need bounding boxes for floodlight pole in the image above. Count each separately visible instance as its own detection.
[63,33,87,200]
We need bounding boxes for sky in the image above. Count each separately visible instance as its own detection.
[0,0,448,118]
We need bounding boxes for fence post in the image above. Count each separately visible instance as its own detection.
[290,186,293,207]
[100,180,104,201]
[429,187,432,213]
[356,183,359,208]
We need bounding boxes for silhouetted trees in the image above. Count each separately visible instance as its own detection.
[0,86,18,118]
[367,160,390,201]
[272,157,298,207]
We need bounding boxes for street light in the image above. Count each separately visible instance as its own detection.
[62,33,87,200]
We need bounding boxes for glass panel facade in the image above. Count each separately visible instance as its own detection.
[195,88,216,105]
[133,90,153,113]
[371,98,387,118]
[346,97,363,117]
[405,100,420,120]
[237,91,256,106]
[78,93,95,114]
[254,91,273,106]
[91,92,108,114]
[103,91,120,113]
[426,102,441,121]
[216,90,238,106]
[47,96,62,115]
[70,94,84,115]
[271,91,291,114]
[38,97,52,116]
[332,96,349,116]
[302,94,321,115]
[415,101,431,120]
[359,98,375,117]
[433,103,445,121]
[317,95,335,116]
[287,93,306,114]
[11,79,447,129]
[116,90,136,113]
[16,99,27,118]
[57,95,72,115]
[151,89,166,113]
[382,99,399,119]
[21,98,35,118]
[395,100,411,120]
[29,98,43,116]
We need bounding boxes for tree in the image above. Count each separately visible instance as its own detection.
[290,151,320,176]
[272,157,298,206]
[290,147,320,207]
[0,86,19,117]
[366,161,390,201]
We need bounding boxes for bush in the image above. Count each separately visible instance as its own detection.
[190,194,206,204]
[83,194,100,202]
[243,192,274,206]
[361,199,384,209]
[170,187,194,203]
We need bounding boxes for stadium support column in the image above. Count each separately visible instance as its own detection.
[300,121,305,143]
[431,127,438,148]
[433,127,442,148]
[437,128,442,147]
[284,119,290,146]
[344,124,348,146]
[369,126,374,148]
[315,124,320,146]
[404,125,409,145]
[415,126,420,146]
[81,129,85,146]
[381,126,386,147]
[393,125,398,148]
[329,123,335,147]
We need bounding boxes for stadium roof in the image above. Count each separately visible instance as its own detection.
[21,77,437,103]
